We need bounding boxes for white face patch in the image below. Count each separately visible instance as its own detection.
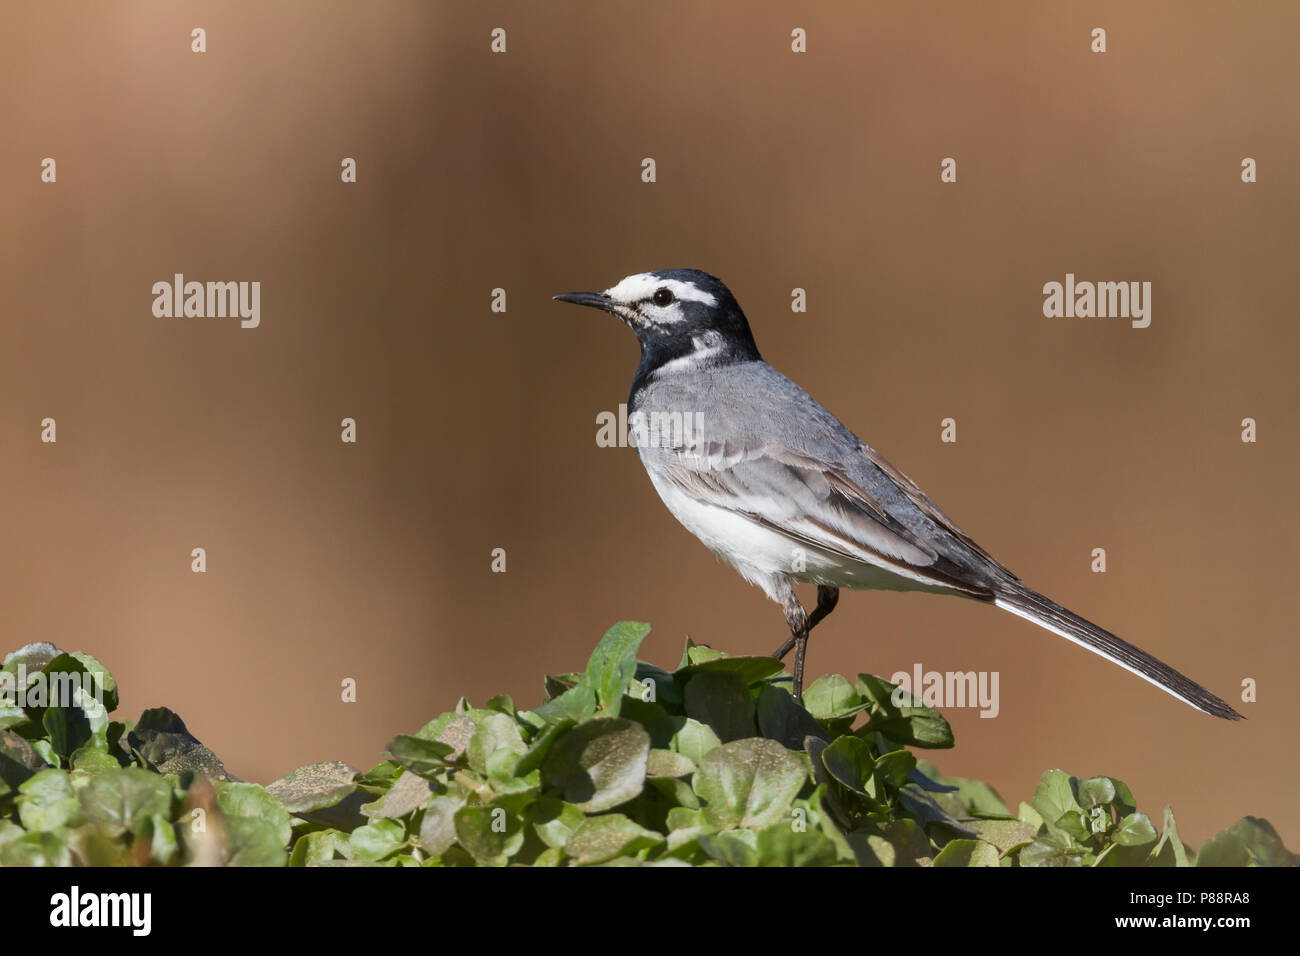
[604,273,719,308]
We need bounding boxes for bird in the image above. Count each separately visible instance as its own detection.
[554,269,1241,719]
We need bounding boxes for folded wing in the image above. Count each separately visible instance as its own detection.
[657,436,1005,598]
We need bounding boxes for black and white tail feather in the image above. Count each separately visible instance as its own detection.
[994,581,1241,720]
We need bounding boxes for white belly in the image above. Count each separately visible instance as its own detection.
[644,467,955,602]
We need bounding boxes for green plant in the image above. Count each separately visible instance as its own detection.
[0,625,1293,866]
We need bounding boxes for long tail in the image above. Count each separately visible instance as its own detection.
[992,581,1242,720]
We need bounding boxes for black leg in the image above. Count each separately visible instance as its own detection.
[769,585,839,702]
[792,630,808,702]
[781,598,809,702]
[770,586,840,661]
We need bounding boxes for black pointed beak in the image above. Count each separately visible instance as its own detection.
[553,291,615,313]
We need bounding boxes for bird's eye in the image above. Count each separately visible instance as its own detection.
[652,288,675,307]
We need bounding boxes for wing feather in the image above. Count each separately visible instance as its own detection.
[657,438,1000,597]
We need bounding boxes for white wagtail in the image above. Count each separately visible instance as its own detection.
[555,270,1241,719]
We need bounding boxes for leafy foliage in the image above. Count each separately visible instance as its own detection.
[0,625,1294,867]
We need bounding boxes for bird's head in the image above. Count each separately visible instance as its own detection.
[554,269,761,374]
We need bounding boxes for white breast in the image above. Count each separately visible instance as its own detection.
[642,465,952,602]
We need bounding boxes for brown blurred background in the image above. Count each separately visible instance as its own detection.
[2,2,1296,846]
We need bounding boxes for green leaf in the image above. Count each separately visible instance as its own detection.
[897,784,979,838]
[78,768,174,837]
[489,767,541,799]
[670,718,721,767]
[906,767,960,793]
[754,821,838,867]
[682,641,727,667]
[632,662,685,712]
[855,674,954,748]
[0,730,44,791]
[28,652,116,760]
[851,819,932,867]
[516,709,548,733]
[352,759,403,791]
[454,800,525,866]
[585,621,651,717]
[0,820,24,849]
[820,735,876,797]
[466,713,527,775]
[416,714,476,758]
[18,769,82,832]
[348,818,407,862]
[543,673,583,698]
[265,760,358,814]
[1018,801,1044,831]
[697,828,758,866]
[648,775,701,810]
[618,697,682,749]
[683,670,756,743]
[0,829,74,866]
[541,717,650,812]
[675,656,785,686]
[646,749,696,779]
[528,796,586,850]
[533,683,597,726]
[532,846,564,867]
[3,642,61,673]
[215,781,292,848]
[67,652,118,712]
[1031,770,1084,835]
[755,685,830,751]
[665,806,717,853]
[799,787,854,862]
[1019,830,1084,867]
[386,734,456,779]
[803,737,835,792]
[40,695,96,762]
[1112,812,1157,847]
[514,720,572,778]
[933,838,1000,867]
[1196,816,1296,867]
[417,795,466,857]
[1054,810,1088,841]
[693,738,808,830]
[874,749,918,792]
[913,761,1012,818]
[1108,777,1138,816]
[965,817,1038,855]
[1149,805,1190,868]
[125,707,231,779]
[803,675,867,720]
[486,748,525,783]
[289,829,345,866]
[1076,776,1116,810]
[565,813,662,865]
[70,746,121,773]
[137,812,179,865]
[375,771,434,819]
[30,739,58,768]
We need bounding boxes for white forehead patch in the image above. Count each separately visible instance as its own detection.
[604,273,719,307]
